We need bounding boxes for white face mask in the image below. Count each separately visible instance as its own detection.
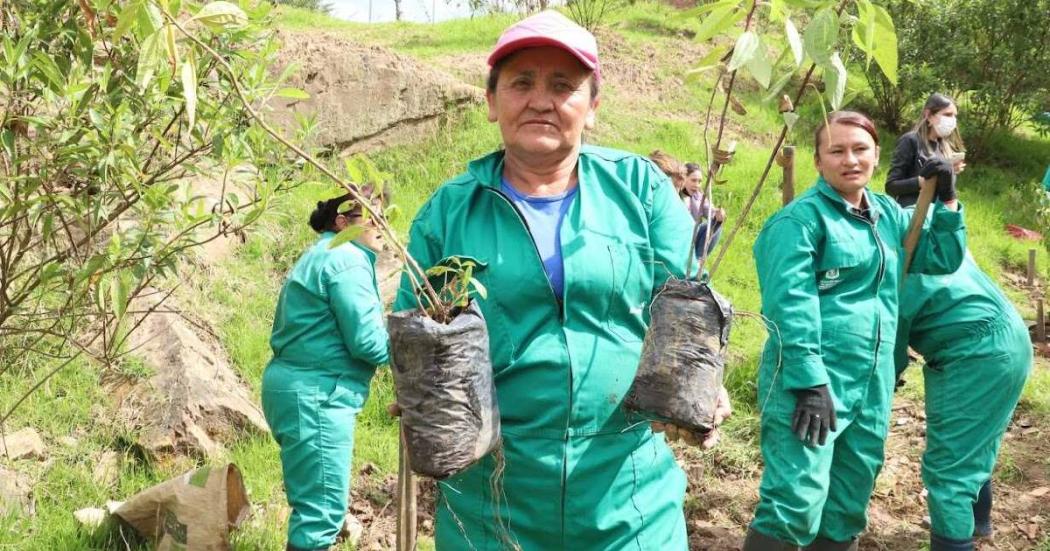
[932,115,957,138]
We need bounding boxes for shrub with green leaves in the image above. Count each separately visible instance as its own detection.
[857,0,1050,154]
[0,0,303,413]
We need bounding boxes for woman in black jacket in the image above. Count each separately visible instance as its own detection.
[886,93,967,206]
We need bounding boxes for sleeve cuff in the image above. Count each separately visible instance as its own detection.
[780,355,831,390]
[931,202,964,231]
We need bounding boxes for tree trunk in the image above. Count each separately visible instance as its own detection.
[394,0,402,21]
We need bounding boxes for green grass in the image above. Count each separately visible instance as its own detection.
[275,5,516,60]
[3,2,1049,549]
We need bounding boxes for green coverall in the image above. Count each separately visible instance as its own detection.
[262,233,389,550]
[751,177,966,546]
[393,145,696,550]
[895,253,1031,541]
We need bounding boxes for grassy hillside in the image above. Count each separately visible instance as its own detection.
[1,3,1047,549]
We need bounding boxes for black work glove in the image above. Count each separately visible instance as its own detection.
[791,385,837,447]
[918,158,956,202]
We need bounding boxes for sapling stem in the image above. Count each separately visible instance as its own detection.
[163,9,448,320]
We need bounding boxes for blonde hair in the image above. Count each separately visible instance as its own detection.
[914,93,965,157]
[649,149,687,194]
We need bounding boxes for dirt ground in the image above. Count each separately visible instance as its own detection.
[344,382,1048,550]
[683,394,1050,551]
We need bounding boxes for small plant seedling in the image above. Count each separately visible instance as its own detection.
[422,256,488,323]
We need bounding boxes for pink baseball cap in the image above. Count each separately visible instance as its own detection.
[487,10,601,80]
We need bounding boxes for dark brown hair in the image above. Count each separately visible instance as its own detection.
[814,111,880,158]
[649,149,687,193]
[914,92,965,156]
[307,185,388,234]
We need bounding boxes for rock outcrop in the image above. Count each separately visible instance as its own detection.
[269,30,483,154]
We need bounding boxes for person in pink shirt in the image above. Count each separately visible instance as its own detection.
[682,162,726,257]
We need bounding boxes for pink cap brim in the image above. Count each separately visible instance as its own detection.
[487,36,600,76]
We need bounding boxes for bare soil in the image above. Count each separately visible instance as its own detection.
[680,394,1050,551]
[342,385,1048,550]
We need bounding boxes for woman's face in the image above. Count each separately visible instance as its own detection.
[335,214,385,253]
[684,170,702,194]
[927,103,958,138]
[486,46,598,159]
[814,122,879,199]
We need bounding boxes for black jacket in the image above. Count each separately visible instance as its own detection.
[885,131,953,207]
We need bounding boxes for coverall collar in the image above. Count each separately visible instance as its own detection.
[467,146,594,189]
[814,176,879,223]
[320,231,379,265]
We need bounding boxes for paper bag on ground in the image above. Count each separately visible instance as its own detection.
[114,463,250,550]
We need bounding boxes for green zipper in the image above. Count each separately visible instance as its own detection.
[483,186,574,544]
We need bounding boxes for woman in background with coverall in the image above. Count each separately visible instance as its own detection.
[887,108,1032,547]
[262,192,389,551]
[744,111,965,550]
[893,251,1031,551]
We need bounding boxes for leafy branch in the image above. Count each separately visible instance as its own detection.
[682,0,898,280]
[158,2,449,320]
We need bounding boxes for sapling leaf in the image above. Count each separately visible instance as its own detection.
[691,45,730,75]
[728,31,759,71]
[470,278,488,300]
[344,157,363,183]
[804,8,837,65]
[851,0,876,69]
[763,70,796,103]
[785,17,804,67]
[276,87,310,100]
[328,225,364,249]
[745,35,772,88]
[871,4,899,85]
[684,0,738,18]
[111,273,129,321]
[425,265,455,277]
[695,4,745,43]
[824,51,847,109]
[113,0,144,43]
[180,54,197,130]
[135,30,163,90]
[192,1,248,31]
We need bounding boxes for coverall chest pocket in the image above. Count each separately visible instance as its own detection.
[605,242,655,343]
[816,241,863,293]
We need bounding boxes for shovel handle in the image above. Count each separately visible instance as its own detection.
[396,422,417,551]
[902,175,937,275]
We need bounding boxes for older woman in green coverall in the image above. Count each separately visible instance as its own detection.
[262,193,388,551]
[894,239,1031,551]
[743,111,966,551]
[392,10,730,550]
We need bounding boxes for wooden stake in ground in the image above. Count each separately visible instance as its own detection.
[1028,249,1037,287]
[1038,298,1046,343]
[396,423,417,551]
[779,146,795,206]
[902,176,937,276]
